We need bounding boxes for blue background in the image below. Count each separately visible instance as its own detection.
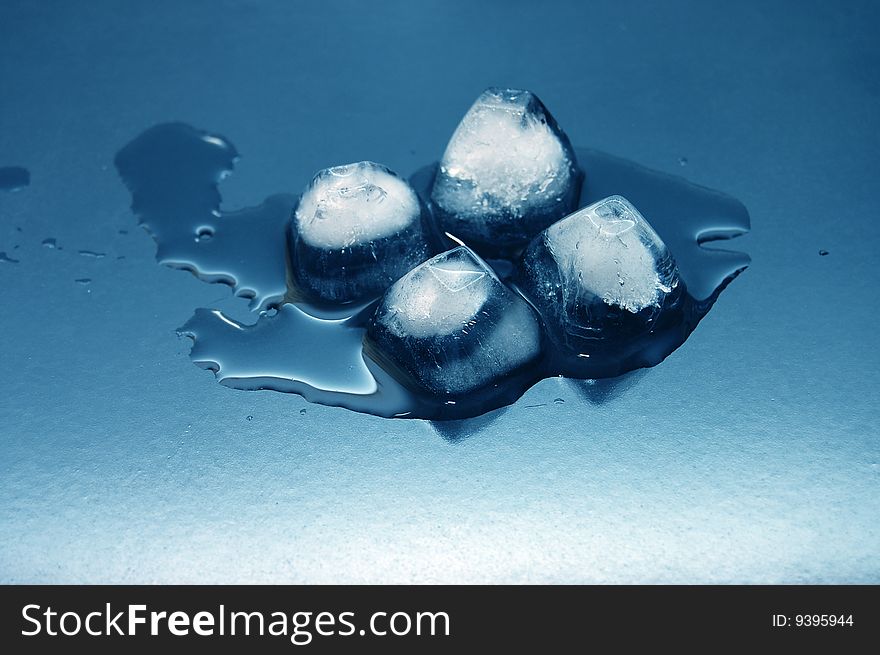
[1,0,877,582]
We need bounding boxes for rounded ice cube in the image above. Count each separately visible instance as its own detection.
[430,88,581,256]
[289,161,433,303]
[518,196,683,372]
[366,246,542,397]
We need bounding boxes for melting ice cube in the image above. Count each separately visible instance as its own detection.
[366,246,542,396]
[289,161,433,303]
[518,195,682,366]
[430,88,581,255]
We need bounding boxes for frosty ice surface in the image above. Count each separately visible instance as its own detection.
[289,161,433,303]
[366,246,542,396]
[518,196,682,362]
[430,88,580,255]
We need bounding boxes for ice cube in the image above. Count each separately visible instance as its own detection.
[289,161,433,303]
[518,196,682,364]
[430,88,581,255]
[366,246,542,396]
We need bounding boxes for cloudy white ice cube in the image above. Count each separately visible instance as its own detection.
[518,196,681,363]
[430,88,581,255]
[289,161,433,303]
[366,246,542,396]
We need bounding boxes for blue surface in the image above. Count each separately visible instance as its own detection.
[0,0,878,583]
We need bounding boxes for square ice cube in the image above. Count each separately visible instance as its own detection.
[366,246,542,396]
[430,88,581,255]
[289,161,433,303]
[518,195,682,360]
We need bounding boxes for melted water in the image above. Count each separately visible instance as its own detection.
[115,124,293,309]
[116,124,750,420]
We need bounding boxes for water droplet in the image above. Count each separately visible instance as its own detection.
[75,278,91,286]
[42,238,57,249]
[678,157,688,166]
[0,166,30,192]
[246,415,253,421]
[195,226,214,243]
[299,408,307,415]
[819,249,829,256]
[78,250,106,259]
[553,397,565,404]
[0,252,20,264]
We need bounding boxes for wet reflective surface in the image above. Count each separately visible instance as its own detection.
[1,0,877,583]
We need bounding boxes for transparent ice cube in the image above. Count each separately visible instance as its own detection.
[518,195,682,358]
[366,246,542,396]
[289,161,433,303]
[430,88,580,255]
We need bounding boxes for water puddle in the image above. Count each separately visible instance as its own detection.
[117,123,749,420]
